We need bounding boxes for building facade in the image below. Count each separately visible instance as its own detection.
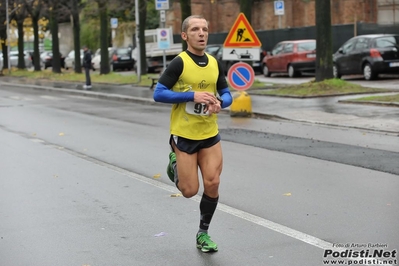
[166,0,398,34]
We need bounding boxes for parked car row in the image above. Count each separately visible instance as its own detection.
[31,51,65,69]
[63,47,134,72]
[260,34,399,80]
[0,50,33,69]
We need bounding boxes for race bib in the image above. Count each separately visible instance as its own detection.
[185,102,209,116]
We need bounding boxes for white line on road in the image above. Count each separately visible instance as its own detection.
[25,135,393,266]
[40,95,64,100]
[53,139,335,250]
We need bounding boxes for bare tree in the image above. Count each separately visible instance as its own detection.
[93,0,110,74]
[180,0,190,51]
[315,0,333,81]
[61,0,83,73]
[0,0,9,72]
[238,0,253,22]
[12,0,28,69]
[25,0,45,71]
[42,0,63,73]
[138,0,147,75]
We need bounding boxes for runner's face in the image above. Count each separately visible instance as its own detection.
[182,18,208,55]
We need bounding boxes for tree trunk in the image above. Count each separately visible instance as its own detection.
[180,0,191,51]
[98,1,110,74]
[315,0,333,82]
[71,0,82,73]
[0,33,8,72]
[32,16,41,71]
[17,21,26,69]
[239,0,253,23]
[50,0,62,73]
[0,3,5,72]
[139,0,147,75]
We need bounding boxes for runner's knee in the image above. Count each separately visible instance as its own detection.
[179,185,199,198]
[203,175,220,194]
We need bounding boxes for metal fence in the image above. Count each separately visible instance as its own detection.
[173,23,399,52]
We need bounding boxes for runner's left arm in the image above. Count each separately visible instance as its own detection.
[216,60,232,108]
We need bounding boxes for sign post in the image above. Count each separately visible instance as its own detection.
[223,13,261,117]
[110,18,118,47]
[274,1,285,29]
[155,0,169,10]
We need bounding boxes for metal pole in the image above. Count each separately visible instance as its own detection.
[135,0,141,82]
[161,12,166,73]
[6,0,11,74]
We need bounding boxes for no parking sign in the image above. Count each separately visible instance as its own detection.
[227,62,255,91]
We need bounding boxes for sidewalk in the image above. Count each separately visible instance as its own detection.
[1,77,398,134]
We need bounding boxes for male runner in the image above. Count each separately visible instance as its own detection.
[153,15,232,252]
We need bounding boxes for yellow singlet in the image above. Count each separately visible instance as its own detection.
[169,52,219,140]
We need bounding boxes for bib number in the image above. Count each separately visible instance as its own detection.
[185,102,208,116]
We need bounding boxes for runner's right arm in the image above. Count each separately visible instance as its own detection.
[153,57,195,103]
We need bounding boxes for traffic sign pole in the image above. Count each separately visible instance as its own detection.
[274,1,285,28]
[227,62,255,118]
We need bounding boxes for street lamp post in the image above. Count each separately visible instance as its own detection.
[135,0,140,82]
[6,0,11,74]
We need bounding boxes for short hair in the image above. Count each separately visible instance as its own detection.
[181,15,207,33]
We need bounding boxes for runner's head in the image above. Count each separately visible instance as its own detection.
[181,15,209,56]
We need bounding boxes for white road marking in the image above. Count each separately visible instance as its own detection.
[9,96,33,101]
[29,138,45,143]
[68,95,97,100]
[51,140,336,249]
[26,135,393,266]
[40,95,64,100]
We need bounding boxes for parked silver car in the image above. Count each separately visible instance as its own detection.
[64,49,83,70]
[92,47,114,70]
[0,50,32,69]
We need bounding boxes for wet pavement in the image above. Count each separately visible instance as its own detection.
[0,76,398,133]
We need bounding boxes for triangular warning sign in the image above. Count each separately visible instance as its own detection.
[223,13,261,48]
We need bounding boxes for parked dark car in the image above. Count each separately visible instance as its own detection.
[37,51,65,69]
[333,34,399,80]
[262,39,316,78]
[205,44,264,74]
[111,47,135,71]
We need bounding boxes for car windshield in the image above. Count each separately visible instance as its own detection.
[375,36,399,48]
[206,46,220,55]
[116,48,130,55]
[297,42,316,52]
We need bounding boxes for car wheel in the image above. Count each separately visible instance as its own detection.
[262,64,271,77]
[288,65,298,78]
[363,63,377,80]
[333,64,342,79]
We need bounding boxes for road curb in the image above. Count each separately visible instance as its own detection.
[1,78,397,134]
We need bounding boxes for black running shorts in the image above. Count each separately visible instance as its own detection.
[169,134,221,154]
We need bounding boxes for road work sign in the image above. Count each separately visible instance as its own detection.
[223,13,261,48]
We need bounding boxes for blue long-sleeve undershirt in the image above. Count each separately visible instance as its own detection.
[153,83,232,109]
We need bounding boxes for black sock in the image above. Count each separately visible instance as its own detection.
[198,193,219,234]
[173,163,179,187]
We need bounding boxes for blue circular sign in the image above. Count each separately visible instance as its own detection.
[160,30,167,37]
[227,62,255,91]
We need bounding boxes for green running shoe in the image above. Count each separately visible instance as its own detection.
[166,152,176,182]
[196,233,218,253]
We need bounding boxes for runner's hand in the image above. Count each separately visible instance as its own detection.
[193,92,217,105]
[205,101,221,115]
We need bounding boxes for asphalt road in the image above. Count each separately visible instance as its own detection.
[0,85,398,266]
